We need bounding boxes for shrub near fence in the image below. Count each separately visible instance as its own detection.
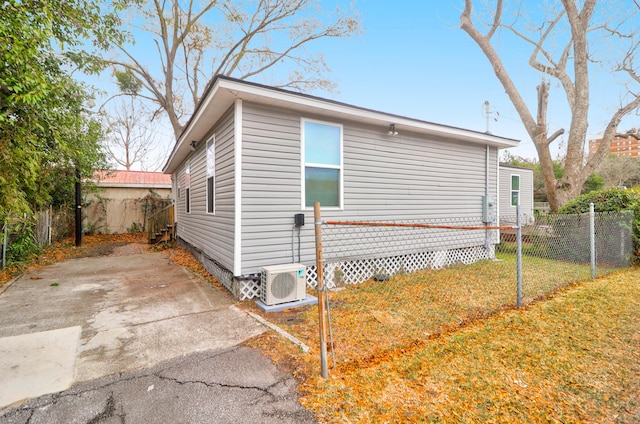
[1,207,72,269]
[312,208,633,373]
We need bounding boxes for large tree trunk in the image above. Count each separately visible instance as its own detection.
[460,0,640,212]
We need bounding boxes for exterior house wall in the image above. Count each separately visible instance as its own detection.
[498,164,534,224]
[174,108,236,273]
[240,103,499,276]
[163,76,519,299]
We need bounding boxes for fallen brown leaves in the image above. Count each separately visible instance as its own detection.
[297,269,640,423]
[0,233,148,286]
[160,245,230,293]
[3,235,637,422]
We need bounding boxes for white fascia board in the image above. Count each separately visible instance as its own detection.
[164,77,520,174]
[214,78,520,149]
[163,82,227,174]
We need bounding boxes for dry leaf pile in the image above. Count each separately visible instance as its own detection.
[298,270,640,423]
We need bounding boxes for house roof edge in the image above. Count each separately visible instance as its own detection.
[164,76,520,174]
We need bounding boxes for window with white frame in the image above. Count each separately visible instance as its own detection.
[206,135,215,214]
[511,174,520,207]
[185,161,191,213]
[302,119,343,208]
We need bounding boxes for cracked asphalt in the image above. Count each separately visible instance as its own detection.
[0,345,315,423]
[0,244,316,423]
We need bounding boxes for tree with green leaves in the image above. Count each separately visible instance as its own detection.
[108,0,362,138]
[0,0,121,228]
[502,152,603,201]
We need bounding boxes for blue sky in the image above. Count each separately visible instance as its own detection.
[95,1,640,169]
[308,1,638,160]
[322,2,534,151]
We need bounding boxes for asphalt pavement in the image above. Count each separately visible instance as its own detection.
[0,244,315,423]
[1,346,315,424]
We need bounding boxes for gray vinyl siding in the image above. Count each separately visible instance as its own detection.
[498,165,534,223]
[174,108,236,271]
[240,104,302,275]
[240,103,499,275]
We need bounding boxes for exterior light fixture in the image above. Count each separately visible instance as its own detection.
[190,140,198,151]
[388,124,398,136]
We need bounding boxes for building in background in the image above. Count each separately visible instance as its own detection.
[588,129,640,157]
[498,163,534,225]
[86,170,172,234]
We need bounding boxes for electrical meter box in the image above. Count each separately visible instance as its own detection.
[482,195,497,224]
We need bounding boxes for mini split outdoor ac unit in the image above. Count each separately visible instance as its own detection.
[261,263,307,306]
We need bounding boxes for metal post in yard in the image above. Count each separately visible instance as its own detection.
[47,207,52,246]
[314,202,329,379]
[2,220,7,269]
[516,205,523,308]
[75,167,82,247]
[590,202,596,279]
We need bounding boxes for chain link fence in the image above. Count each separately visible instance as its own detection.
[1,207,72,269]
[313,207,633,372]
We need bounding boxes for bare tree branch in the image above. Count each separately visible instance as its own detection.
[461,0,539,136]
[103,97,159,171]
[107,0,360,138]
[462,0,640,210]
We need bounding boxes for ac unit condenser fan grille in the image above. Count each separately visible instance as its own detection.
[270,272,296,299]
[261,264,306,306]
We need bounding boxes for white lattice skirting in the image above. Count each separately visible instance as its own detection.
[180,239,495,300]
[307,245,496,289]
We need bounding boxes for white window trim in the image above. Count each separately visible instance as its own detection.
[511,173,520,207]
[206,134,216,215]
[300,117,344,210]
[185,160,191,214]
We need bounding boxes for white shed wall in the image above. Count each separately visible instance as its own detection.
[498,164,534,223]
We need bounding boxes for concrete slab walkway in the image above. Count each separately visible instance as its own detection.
[0,248,268,410]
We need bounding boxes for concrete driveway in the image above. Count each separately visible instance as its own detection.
[0,244,312,422]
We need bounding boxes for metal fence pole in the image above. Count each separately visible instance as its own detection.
[590,202,596,279]
[314,202,329,378]
[516,205,523,307]
[2,220,7,269]
[75,167,82,247]
[47,207,52,246]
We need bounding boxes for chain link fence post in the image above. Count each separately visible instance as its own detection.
[314,202,329,378]
[2,219,7,269]
[590,202,596,279]
[516,205,523,307]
